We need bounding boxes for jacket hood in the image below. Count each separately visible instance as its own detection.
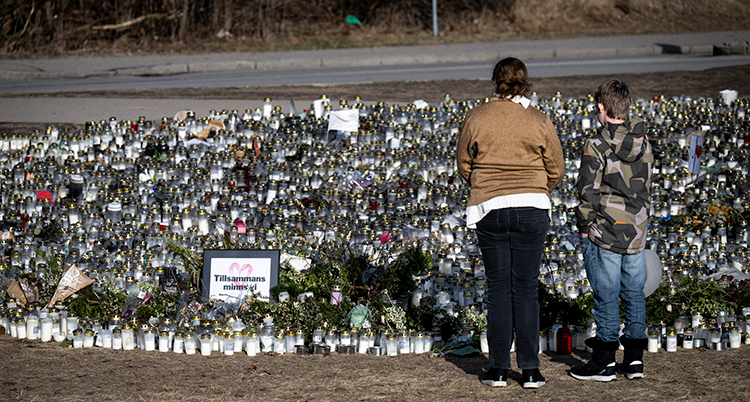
[602,118,649,163]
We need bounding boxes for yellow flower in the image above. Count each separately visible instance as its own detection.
[708,205,721,215]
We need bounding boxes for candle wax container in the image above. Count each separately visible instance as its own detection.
[112,328,123,350]
[83,329,95,348]
[245,333,258,357]
[273,334,285,354]
[159,331,171,352]
[122,324,135,351]
[172,333,184,354]
[40,317,53,342]
[72,329,84,348]
[386,335,397,356]
[557,326,573,354]
[184,333,197,354]
[100,330,113,348]
[683,328,694,350]
[144,329,156,351]
[26,316,39,340]
[665,327,678,352]
[224,333,235,356]
[16,318,27,339]
[200,333,213,356]
[647,329,659,353]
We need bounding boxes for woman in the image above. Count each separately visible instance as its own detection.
[457,57,564,389]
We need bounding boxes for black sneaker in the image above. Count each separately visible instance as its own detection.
[618,360,644,380]
[570,361,617,382]
[481,368,508,387]
[522,368,546,389]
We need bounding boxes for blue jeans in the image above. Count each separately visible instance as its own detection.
[476,207,548,370]
[582,237,647,342]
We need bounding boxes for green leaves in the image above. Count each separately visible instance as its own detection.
[646,274,750,324]
[538,283,594,330]
[152,149,168,164]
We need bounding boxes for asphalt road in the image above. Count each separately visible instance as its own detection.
[2,30,749,123]
[2,53,750,94]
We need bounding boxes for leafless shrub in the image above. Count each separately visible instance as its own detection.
[0,0,748,55]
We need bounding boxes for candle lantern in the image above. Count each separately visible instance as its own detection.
[184,333,197,354]
[72,328,84,348]
[727,326,741,348]
[665,327,677,352]
[273,332,285,354]
[112,328,123,349]
[556,326,572,354]
[122,323,136,351]
[647,328,659,353]
[245,331,259,357]
[172,332,184,354]
[386,334,398,356]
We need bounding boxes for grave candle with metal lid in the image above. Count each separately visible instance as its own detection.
[727,326,741,348]
[172,331,184,354]
[647,328,659,353]
[273,332,285,354]
[245,331,258,357]
[25,311,39,340]
[184,332,196,354]
[72,328,84,348]
[11,317,21,338]
[664,327,677,352]
[682,327,694,349]
[121,323,135,350]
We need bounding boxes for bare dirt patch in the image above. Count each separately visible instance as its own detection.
[1,337,749,402]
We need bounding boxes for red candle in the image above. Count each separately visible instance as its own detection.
[557,326,572,354]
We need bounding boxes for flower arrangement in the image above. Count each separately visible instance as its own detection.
[3,226,750,346]
[678,198,747,233]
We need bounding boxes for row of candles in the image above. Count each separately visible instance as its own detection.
[0,301,447,356]
[3,300,749,357]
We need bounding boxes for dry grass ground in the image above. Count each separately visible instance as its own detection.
[1,336,749,402]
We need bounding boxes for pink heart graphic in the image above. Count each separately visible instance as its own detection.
[228,262,254,288]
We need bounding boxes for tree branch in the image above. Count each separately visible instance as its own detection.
[91,13,166,31]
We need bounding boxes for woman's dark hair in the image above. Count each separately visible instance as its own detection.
[492,57,532,98]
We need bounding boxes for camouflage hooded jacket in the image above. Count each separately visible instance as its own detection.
[575,118,654,254]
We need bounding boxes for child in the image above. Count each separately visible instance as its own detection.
[572,79,654,381]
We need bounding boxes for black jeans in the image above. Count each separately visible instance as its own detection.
[476,207,548,370]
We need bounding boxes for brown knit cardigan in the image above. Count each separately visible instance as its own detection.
[456,97,565,207]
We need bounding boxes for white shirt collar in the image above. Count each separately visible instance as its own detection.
[493,93,531,109]
[507,95,531,109]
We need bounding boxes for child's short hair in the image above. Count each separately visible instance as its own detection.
[594,78,632,120]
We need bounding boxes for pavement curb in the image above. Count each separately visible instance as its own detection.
[0,43,723,81]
